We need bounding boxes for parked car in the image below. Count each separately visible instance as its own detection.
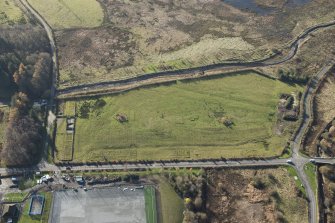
[286,159,294,164]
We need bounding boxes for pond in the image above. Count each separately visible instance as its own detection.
[222,0,312,15]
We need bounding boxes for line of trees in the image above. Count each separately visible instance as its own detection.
[0,27,51,166]
[166,171,207,223]
[278,68,309,84]
[0,25,50,101]
[2,93,43,166]
[13,53,51,98]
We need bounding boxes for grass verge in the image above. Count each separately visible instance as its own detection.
[285,166,306,196]
[3,192,28,203]
[154,176,184,223]
[304,162,317,196]
[144,186,158,223]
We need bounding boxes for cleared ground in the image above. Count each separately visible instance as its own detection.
[50,188,146,223]
[0,0,26,25]
[27,0,104,29]
[206,167,308,223]
[56,72,302,162]
[50,0,335,87]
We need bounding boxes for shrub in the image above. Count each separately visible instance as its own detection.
[94,99,106,109]
[79,102,91,118]
[252,178,267,190]
[194,196,203,209]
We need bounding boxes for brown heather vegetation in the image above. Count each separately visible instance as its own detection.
[56,0,335,87]
[304,72,335,157]
[206,168,308,223]
[161,168,307,223]
[261,28,335,82]
[319,165,335,222]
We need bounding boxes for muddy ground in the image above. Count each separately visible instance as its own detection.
[56,0,335,87]
[304,72,335,156]
[206,167,308,223]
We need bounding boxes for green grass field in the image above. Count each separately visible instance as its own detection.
[27,0,103,29]
[55,101,76,161]
[55,118,74,161]
[62,101,76,116]
[0,0,26,25]
[18,192,52,223]
[304,163,317,196]
[56,72,302,162]
[144,186,158,223]
[155,176,184,223]
[3,192,28,203]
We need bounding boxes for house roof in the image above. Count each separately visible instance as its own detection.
[1,204,17,217]
[75,176,84,182]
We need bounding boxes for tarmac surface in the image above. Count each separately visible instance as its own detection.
[50,188,146,223]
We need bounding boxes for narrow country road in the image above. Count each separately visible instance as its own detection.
[0,159,287,175]
[19,0,58,100]
[56,20,335,98]
[291,60,335,223]
[5,2,335,223]
[19,0,58,161]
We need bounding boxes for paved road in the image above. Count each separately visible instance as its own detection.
[290,61,335,223]
[56,20,335,98]
[0,159,289,175]
[7,2,335,223]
